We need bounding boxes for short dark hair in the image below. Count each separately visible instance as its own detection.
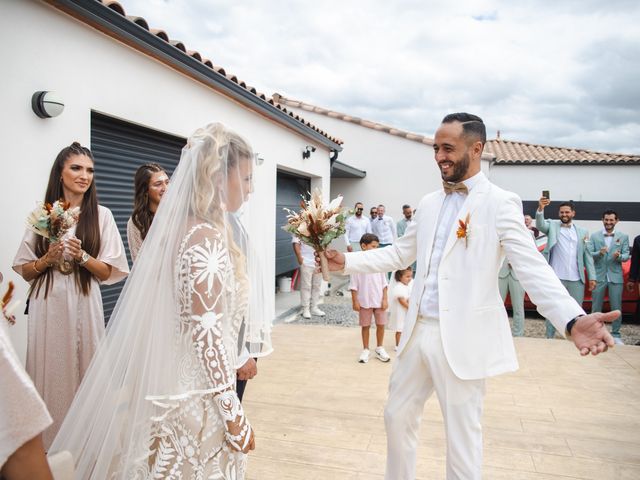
[559,201,575,212]
[355,201,363,207]
[394,267,412,281]
[360,233,379,246]
[402,204,411,210]
[602,209,618,219]
[441,112,486,145]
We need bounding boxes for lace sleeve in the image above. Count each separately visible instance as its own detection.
[126,217,143,262]
[183,228,252,451]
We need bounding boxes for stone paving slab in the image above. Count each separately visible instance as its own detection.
[244,323,640,479]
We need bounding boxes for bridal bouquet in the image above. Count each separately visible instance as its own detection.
[283,188,347,281]
[26,200,81,274]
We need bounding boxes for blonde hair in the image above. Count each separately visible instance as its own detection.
[190,123,253,288]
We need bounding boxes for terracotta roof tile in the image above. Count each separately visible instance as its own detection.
[67,1,343,146]
[272,93,435,147]
[485,139,640,165]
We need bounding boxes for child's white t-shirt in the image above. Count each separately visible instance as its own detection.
[389,281,412,332]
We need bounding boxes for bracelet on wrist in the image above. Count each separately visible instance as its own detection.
[33,259,44,274]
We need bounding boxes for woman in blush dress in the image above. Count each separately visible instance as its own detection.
[12,142,129,448]
[127,163,169,261]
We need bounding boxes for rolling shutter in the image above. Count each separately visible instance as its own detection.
[275,171,311,275]
[91,112,185,322]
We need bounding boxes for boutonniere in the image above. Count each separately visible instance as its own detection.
[583,235,590,243]
[456,213,471,248]
[615,238,621,245]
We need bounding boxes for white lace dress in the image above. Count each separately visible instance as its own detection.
[140,223,251,480]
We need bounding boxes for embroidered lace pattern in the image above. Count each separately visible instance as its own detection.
[130,223,251,479]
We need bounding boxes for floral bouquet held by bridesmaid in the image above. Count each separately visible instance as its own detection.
[26,200,80,275]
[283,188,348,281]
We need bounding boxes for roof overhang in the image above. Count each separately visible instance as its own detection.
[331,160,366,178]
[44,0,343,151]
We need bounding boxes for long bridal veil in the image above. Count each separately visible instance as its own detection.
[50,123,273,478]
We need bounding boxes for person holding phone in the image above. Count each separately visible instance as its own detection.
[588,210,630,344]
[536,197,596,338]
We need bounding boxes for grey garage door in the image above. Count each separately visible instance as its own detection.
[91,112,186,322]
[275,172,311,276]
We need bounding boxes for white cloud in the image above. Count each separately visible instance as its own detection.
[121,0,640,153]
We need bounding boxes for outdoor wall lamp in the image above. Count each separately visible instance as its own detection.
[255,153,265,166]
[302,145,316,159]
[32,91,64,118]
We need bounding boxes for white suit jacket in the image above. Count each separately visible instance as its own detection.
[344,175,585,380]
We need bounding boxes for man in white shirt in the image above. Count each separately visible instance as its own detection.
[371,205,397,247]
[292,236,325,319]
[536,200,596,338]
[344,202,372,252]
[322,113,616,480]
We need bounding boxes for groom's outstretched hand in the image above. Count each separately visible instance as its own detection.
[316,249,346,272]
[570,311,618,356]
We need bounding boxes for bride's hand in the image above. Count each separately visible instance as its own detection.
[243,429,255,453]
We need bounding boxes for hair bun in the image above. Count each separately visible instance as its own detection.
[71,141,82,148]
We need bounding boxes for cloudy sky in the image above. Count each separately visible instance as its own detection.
[122,0,639,153]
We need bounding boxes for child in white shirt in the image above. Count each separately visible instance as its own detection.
[389,267,413,349]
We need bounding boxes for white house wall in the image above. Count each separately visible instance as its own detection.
[488,164,640,239]
[0,0,331,360]
[282,107,495,220]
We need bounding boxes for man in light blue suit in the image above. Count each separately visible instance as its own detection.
[498,259,525,336]
[537,199,596,338]
[588,210,630,344]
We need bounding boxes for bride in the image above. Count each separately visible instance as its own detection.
[49,123,273,479]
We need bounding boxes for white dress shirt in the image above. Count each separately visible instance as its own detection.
[603,229,615,249]
[549,225,580,281]
[419,172,484,318]
[371,215,397,244]
[344,215,372,243]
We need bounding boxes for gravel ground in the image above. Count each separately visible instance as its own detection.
[281,282,640,346]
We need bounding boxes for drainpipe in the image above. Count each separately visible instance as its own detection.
[329,149,339,173]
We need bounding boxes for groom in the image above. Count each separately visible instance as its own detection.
[323,113,617,480]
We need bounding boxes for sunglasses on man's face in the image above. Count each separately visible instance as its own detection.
[356,208,363,212]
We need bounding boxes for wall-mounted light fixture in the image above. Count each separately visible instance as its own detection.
[255,153,265,166]
[32,91,64,118]
[302,145,316,159]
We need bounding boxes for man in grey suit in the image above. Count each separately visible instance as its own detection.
[588,210,630,344]
[537,199,596,338]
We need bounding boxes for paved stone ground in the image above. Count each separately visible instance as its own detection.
[282,282,640,346]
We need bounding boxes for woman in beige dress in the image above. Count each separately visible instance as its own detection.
[50,124,272,479]
[127,163,169,261]
[12,142,129,448]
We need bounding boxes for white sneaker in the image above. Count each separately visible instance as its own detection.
[613,337,625,345]
[358,349,370,363]
[375,346,391,362]
[310,307,326,316]
[302,308,311,319]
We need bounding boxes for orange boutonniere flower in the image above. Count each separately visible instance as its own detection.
[456,213,471,248]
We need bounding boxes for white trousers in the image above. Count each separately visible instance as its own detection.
[299,264,322,308]
[384,318,485,480]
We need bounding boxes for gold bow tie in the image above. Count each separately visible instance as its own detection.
[442,181,468,195]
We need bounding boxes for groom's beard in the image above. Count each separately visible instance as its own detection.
[440,151,471,183]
